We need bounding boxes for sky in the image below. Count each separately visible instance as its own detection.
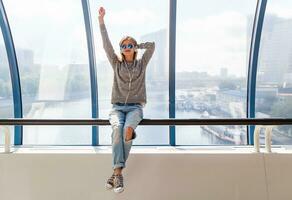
[93,0,256,77]
[2,0,292,78]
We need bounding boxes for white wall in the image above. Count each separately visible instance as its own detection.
[0,147,292,200]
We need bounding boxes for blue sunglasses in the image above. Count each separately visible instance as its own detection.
[120,44,134,50]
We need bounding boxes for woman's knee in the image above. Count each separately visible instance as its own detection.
[125,126,133,133]
[124,126,134,142]
[112,123,124,130]
[111,125,124,144]
[109,110,125,127]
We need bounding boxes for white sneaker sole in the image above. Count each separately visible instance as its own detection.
[113,187,124,193]
[105,183,113,190]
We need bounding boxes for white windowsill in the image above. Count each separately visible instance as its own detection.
[1,145,292,154]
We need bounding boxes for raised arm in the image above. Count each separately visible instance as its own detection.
[138,42,155,67]
[98,7,119,67]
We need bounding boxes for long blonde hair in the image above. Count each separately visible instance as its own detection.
[119,36,138,62]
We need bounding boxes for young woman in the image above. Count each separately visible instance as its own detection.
[98,7,155,193]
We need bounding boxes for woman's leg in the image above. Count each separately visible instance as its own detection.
[123,105,143,163]
[125,126,135,142]
[109,106,126,171]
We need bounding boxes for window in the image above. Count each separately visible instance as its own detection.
[0,28,14,145]
[176,0,257,145]
[256,0,292,145]
[3,0,92,145]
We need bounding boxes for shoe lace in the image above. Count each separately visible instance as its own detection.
[114,175,124,187]
[107,174,115,184]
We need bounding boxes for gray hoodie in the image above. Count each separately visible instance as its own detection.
[99,23,155,106]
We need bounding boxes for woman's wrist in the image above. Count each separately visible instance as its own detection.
[137,43,144,49]
[98,16,105,24]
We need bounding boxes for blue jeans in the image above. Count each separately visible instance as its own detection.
[109,103,144,169]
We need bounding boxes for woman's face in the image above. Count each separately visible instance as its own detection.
[120,39,135,57]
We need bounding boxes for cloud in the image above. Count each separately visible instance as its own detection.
[268,4,292,19]
[4,0,80,22]
[3,0,88,65]
[106,9,157,26]
[176,11,249,76]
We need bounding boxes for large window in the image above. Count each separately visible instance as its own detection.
[256,0,292,145]
[0,28,14,145]
[90,0,169,145]
[175,0,257,145]
[2,1,292,146]
[3,0,92,145]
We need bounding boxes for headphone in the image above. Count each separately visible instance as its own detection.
[119,36,138,105]
[124,60,137,105]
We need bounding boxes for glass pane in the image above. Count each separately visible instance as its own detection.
[3,0,92,145]
[176,0,256,145]
[256,0,292,145]
[0,28,14,145]
[90,0,169,145]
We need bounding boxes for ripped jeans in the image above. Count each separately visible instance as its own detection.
[109,103,143,169]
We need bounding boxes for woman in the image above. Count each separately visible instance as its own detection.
[98,7,155,193]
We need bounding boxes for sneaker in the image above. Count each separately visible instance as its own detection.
[113,174,124,193]
[105,174,115,190]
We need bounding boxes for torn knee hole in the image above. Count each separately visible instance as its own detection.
[124,128,135,142]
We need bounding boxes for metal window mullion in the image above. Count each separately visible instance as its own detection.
[169,0,177,146]
[81,0,99,146]
[247,0,267,145]
[0,0,23,145]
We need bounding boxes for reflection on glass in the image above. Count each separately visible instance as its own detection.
[256,0,292,145]
[91,0,169,145]
[3,0,92,145]
[0,28,14,144]
[175,0,256,145]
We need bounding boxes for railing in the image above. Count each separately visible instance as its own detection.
[1,118,292,153]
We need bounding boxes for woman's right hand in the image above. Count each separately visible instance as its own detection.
[98,7,105,19]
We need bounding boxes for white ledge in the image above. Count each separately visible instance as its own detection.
[0,145,291,154]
